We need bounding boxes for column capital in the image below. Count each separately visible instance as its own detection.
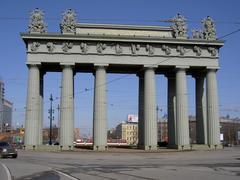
[60,64,75,73]
[175,65,189,70]
[206,66,220,70]
[206,68,219,73]
[60,62,75,67]
[94,63,109,68]
[93,64,108,77]
[143,64,158,69]
[27,63,41,68]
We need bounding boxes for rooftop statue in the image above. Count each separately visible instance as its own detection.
[202,16,216,40]
[60,9,77,34]
[192,29,203,39]
[28,8,47,33]
[171,13,188,38]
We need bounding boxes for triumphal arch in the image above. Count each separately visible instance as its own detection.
[21,9,224,150]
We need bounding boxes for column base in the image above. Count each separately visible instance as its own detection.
[93,145,108,151]
[143,145,158,151]
[208,144,223,150]
[23,145,66,151]
[137,144,144,149]
[23,144,38,151]
[59,145,74,151]
[167,144,191,150]
[168,144,223,150]
[191,144,222,150]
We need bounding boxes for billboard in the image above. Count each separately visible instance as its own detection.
[127,114,138,123]
[238,131,240,140]
[220,133,224,141]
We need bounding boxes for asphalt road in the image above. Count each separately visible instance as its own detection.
[0,147,240,180]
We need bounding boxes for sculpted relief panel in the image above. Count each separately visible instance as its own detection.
[28,40,218,58]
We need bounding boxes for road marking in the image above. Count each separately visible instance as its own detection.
[51,168,79,180]
[0,162,12,180]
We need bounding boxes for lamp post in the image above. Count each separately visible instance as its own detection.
[57,104,60,143]
[48,94,54,145]
[156,105,161,142]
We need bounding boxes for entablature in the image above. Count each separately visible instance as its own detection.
[21,33,223,59]
[22,9,224,70]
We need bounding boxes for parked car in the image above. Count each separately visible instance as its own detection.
[0,141,18,158]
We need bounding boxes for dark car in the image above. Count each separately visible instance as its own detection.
[0,141,18,158]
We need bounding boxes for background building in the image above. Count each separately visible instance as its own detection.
[188,115,240,145]
[219,116,240,145]
[179,115,240,145]
[111,115,240,147]
[157,116,168,142]
[2,99,13,132]
[107,128,117,139]
[115,122,138,145]
[74,128,80,140]
[0,80,13,133]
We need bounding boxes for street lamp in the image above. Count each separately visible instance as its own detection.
[48,94,54,145]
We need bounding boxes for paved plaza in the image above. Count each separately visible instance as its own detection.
[0,147,240,180]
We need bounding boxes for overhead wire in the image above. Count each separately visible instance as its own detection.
[0,16,240,25]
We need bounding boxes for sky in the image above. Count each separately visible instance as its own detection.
[0,0,240,136]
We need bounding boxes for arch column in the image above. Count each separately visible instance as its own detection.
[25,64,41,147]
[166,73,176,147]
[137,73,144,148]
[206,68,221,148]
[143,67,157,150]
[38,71,45,145]
[176,67,190,149]
[60,64,74,150]
[194,73,207,144]
[93,65,108,151]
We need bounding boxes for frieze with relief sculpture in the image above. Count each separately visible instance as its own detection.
[131,44,140,54]
[162,45,171,55]
[193,46,202,56]
[96,43,106,54]
[115,44,123,54]
[208,47,217,56]
[31,42,40,51]
[46,42,55,53]
[146,44,154,55]
[62,42,73,52]
[176,45,186,56]
[80,42,88,53]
